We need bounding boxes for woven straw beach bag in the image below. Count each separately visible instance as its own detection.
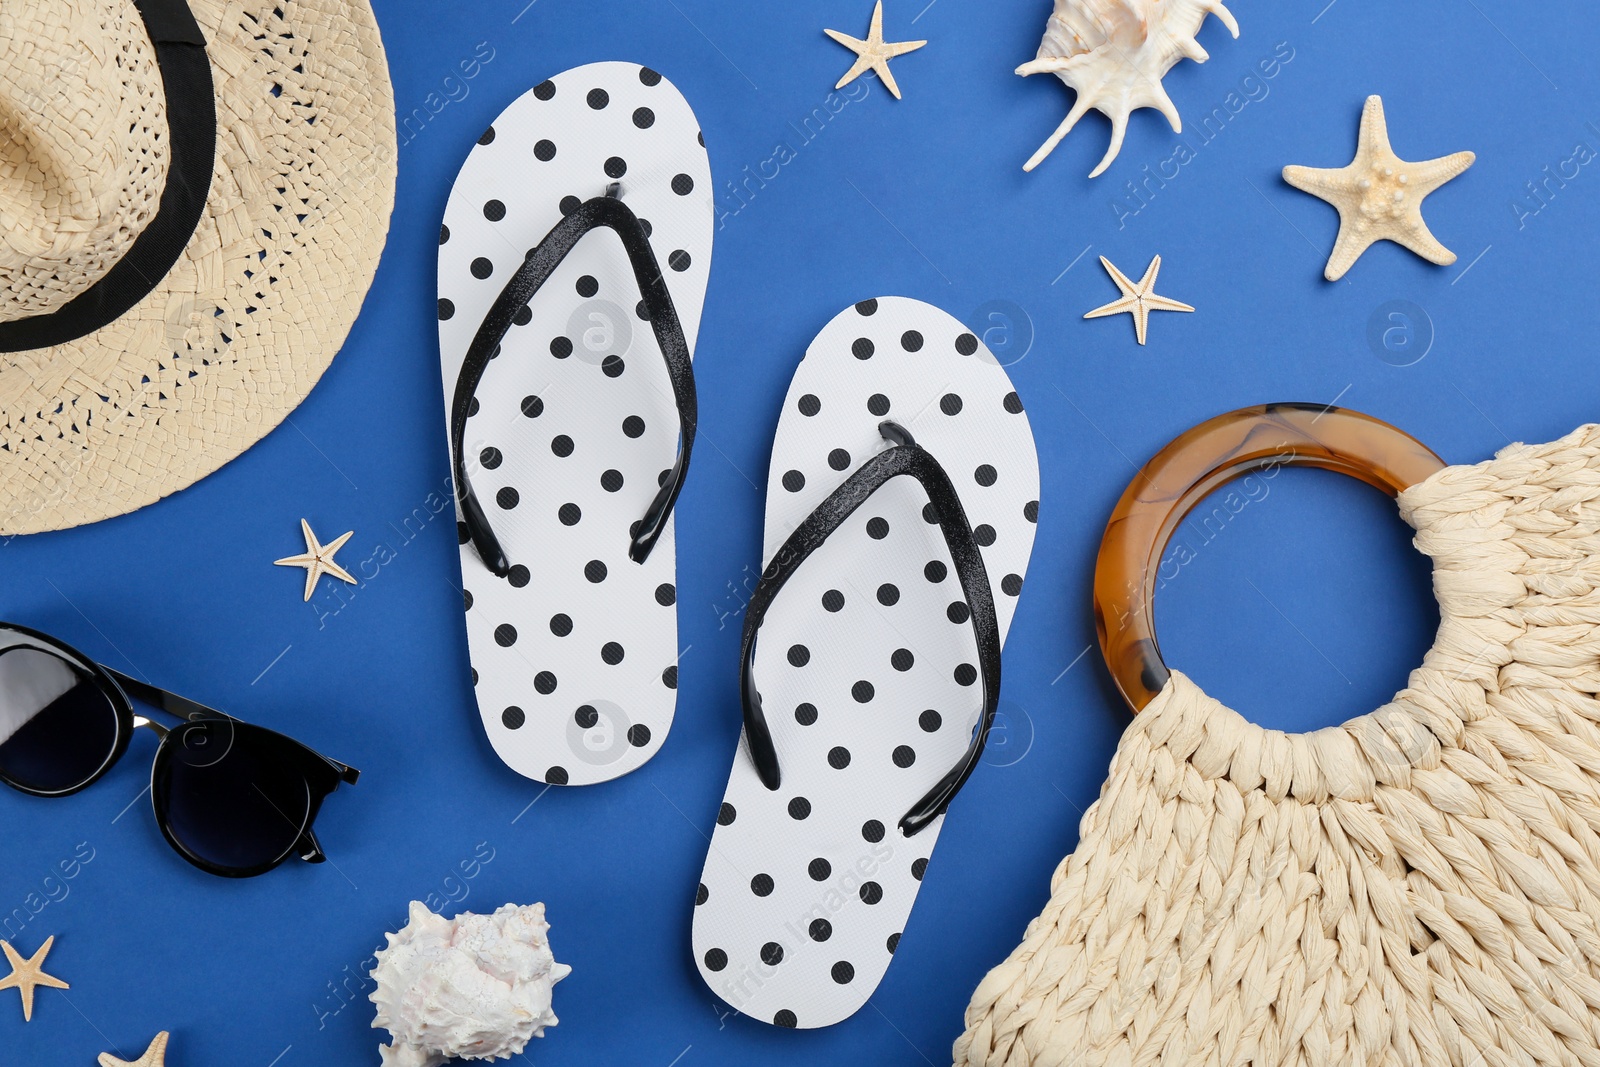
[956,404,1600,1067]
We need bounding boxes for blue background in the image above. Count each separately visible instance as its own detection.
[2,0,1596,1064]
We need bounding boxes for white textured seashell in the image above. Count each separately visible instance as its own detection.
[1017,0,1240,177]
[370,901,572,1067]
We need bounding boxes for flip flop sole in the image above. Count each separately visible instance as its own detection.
[438,62,712,785]
[692,297,1040,1027]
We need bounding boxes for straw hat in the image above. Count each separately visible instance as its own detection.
[0,0,396,533]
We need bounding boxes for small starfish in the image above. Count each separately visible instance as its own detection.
[825,1,926,100]
[0,936,69,1022]
[1083,255,1194,346]
[99,1032,169,1067]
[1283,95,1475,281]
[274,518,357,602]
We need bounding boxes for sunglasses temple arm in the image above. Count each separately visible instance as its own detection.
[101,666,231,722]
[103,666,361,785]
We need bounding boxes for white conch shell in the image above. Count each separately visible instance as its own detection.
[1017,0,1240,177]
[369,901,572,1067]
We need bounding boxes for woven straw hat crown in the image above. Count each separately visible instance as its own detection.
[0,0,396,534]
[0,0,172,319]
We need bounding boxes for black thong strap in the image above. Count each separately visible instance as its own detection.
[738,421,1002,837]
[450,188,696,577]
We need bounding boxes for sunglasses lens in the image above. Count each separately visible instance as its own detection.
[160,721,312,873]
[0,646,120,794]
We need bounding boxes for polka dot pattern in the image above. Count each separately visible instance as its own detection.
[439,61,712,787]
[693,297,1040,1028]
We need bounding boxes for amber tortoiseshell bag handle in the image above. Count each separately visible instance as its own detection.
[1093,402,1448,713]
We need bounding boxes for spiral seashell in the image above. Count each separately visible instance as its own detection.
[370,901,571,1067]
[1017,0,1239,177]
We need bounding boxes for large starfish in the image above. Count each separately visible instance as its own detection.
[1083,255,1194,346]
[825,1,926,100]
[0,936,69,1022]
[1283,95,1475,281]
[99,1032,169,1067]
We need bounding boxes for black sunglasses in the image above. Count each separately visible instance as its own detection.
[0,622,358,878]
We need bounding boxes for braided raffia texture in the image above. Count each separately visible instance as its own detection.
[0,0,396,533]
[956,423,1600,1067]
[0,0,170,317]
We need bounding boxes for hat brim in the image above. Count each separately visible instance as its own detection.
[0,0,397,534]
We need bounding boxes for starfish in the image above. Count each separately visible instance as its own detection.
[0,936,69,1022]
[274,518,357,602]
[825,1,926,100]
[99,1032,169,1067]
[1083,255,1194,346]
[1283,95,1475,281]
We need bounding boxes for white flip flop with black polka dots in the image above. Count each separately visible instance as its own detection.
[437,62,712,786]
[691,297,1039,1028]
